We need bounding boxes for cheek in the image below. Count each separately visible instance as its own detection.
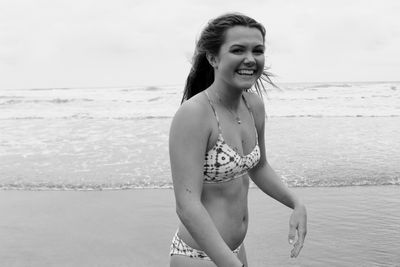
[256,57,265,76]
[257,56,265,68]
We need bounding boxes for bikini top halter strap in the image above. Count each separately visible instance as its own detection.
[204,90,257,138]
[204,90,222,133]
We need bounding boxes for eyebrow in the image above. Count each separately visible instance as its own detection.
[230,44,265,49]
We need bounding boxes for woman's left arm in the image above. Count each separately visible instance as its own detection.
[247,93,307,258]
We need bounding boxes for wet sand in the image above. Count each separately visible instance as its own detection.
[0,186,399,266]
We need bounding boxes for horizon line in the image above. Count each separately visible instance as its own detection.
[1,80,399,91]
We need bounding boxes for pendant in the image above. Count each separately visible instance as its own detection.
[237,118,241,124]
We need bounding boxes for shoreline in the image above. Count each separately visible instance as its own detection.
[1,183,399,191]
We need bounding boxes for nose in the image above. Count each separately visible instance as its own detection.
[243,52,256,65]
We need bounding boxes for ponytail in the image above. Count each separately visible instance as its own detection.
[181,52,214,103]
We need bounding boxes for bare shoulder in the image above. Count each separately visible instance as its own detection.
[170,93,211,141]
[243,91,266,123]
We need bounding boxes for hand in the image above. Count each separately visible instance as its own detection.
[288,203,307,258]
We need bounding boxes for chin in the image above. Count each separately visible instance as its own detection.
[237,80,257,90]
[235,75,259,88]
[240,85,253,91]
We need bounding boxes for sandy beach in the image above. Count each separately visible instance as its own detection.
[1,186,399,266]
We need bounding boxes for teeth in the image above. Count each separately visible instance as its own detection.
[237,69,255,75]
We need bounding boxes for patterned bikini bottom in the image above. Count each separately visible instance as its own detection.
[170,231,242,261]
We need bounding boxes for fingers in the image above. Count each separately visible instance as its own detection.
[290,227,307,258]
[288,222,296,245]
[290,239,304,258]
[298,226,307,245]
[288,204,307,258]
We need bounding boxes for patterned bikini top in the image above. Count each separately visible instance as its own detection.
[203,91,261,184]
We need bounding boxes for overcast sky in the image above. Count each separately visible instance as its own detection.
[1,0,399,89]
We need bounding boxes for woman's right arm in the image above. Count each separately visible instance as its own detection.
[169,101,243,267]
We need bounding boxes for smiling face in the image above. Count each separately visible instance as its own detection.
[211,26,265,91]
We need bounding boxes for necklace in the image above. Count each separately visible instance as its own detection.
[213,90,241,124]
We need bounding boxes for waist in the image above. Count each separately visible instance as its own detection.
[178,185,249,250]
[177,218,247,252]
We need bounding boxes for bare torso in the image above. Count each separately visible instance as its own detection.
[178,174,250,250]
[176,91,257,251]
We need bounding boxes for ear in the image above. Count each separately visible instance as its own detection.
[206,52,218,69]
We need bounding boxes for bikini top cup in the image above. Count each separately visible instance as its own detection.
[203,91,261,184]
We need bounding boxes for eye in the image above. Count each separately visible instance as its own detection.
[253,49,265,55]
[231,48,244,54]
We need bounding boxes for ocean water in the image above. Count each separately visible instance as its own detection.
[1,81,400,190]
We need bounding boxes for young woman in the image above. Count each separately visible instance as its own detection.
[169,13,307,267]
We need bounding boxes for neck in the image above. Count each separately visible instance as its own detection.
[208,82,243,110]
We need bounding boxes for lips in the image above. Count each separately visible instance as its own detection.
[236,69,256,76]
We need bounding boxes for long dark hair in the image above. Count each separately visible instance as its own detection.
[181,13,276,103]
